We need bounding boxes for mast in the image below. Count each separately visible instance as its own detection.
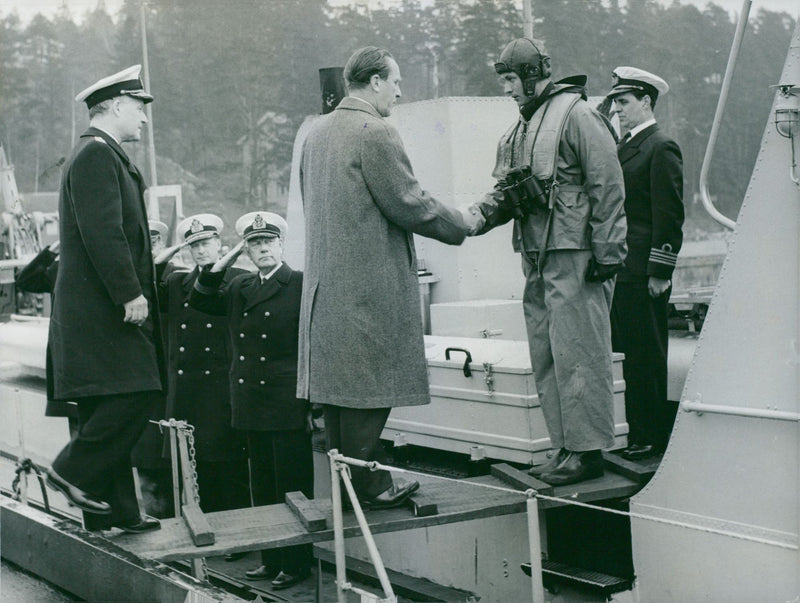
[140,1,158,188]
[522,0,533,38]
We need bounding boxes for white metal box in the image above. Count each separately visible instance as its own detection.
[429,299,526,340]
[384,335,627,465]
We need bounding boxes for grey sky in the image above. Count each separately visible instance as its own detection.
[7,0,799,25]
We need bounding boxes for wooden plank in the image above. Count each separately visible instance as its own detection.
[114,469,645,561]
[313,545,477,602]
[602,451,658,484]
[181,503,215,546]
[114,476,529,561]
[285,491,326,532]
[406,492,438,517]
[490,462,554,495]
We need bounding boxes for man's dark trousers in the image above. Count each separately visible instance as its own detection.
[611,282,671,449]
[51,390,161,530]
[323,406,393,499]
[245,429,313,574]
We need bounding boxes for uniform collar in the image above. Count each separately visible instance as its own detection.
[628,118,657,141]
[259,261,284,283]
[82,126,134,168]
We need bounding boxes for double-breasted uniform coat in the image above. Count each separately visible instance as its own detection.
[190,261,313,574]
[611,123,684,450]
[49,126,167,529]
[298,96,470,497]
[159,265,250,512]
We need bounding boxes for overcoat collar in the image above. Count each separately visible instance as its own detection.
[181,266,199,294]
[82,127,135,169]
[81,127,147,197]
[242,262,292,311]
[335,96,382,120]
[618,122,659,164]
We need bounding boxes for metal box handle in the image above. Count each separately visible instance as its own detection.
[445,347,472,377]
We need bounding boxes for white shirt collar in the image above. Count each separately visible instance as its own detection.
[629,118,656,141]
[259,262,283,283]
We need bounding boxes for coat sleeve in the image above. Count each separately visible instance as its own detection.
[647,139,684,279]
[188,266,229,316]
[68,142,143,305]
[565,105,627,265]
[15,248,58,293]
[360,122,468,245]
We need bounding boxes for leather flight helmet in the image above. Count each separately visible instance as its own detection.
[494,38,550,96]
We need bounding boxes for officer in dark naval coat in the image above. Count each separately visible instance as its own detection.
[190,211,313,590]
[46,65,165,534]
[154,213,250,516]
[608,67,684,460]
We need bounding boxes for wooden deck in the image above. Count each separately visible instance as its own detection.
[114,474,529,561]
[114,461,648,563]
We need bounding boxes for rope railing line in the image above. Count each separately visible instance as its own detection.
[532,491,798,551]
[332,453,799,552]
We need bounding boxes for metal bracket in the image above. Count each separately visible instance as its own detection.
[483,362,495,395]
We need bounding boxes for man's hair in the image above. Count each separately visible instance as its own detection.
[88,98,114,119]
[628,88,657,109]
[344,47,393,90]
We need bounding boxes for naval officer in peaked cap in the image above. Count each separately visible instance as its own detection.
[189,211,314,589]
[46,65,165,534]
[152,213,251,520]
[608,66,685,461]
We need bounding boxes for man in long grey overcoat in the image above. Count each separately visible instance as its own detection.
[298,47,480,508]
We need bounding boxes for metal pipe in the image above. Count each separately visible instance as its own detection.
[168,426,180,518]
[329,450,348,603]
[139,1,158,187]
[682,399,800,422]
[526,496,545,603]
[698,0,751,231]
[14,388,28,504]
[522,0,534,38]
[338,462,397,602]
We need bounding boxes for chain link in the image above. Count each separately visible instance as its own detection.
[183,423,201,506]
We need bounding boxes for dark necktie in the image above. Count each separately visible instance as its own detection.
[618,132,631,149]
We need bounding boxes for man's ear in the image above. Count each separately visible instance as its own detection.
[541,57,552,79]
[370,73,382,92]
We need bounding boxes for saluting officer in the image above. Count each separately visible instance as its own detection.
[189,211,313,591]
[154,214,250,516]
[608,67,684,460]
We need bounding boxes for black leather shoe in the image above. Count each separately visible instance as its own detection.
[539,450,604,486]
[528,448,568,477]
[271,569,311,590]
[224,551,249,561]
[245,565,278,581]
[46,469,111,515]
[362,479,420,510]
[114,516,161,534]
[621,444,661,461]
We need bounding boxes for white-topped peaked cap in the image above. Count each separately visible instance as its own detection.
[608,66,669,101]
[177,213,224,245]
[148,220,168,239]
[75,65,154,108]
[235,212,288,241]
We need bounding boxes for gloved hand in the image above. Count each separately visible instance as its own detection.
[585,258,622,282]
